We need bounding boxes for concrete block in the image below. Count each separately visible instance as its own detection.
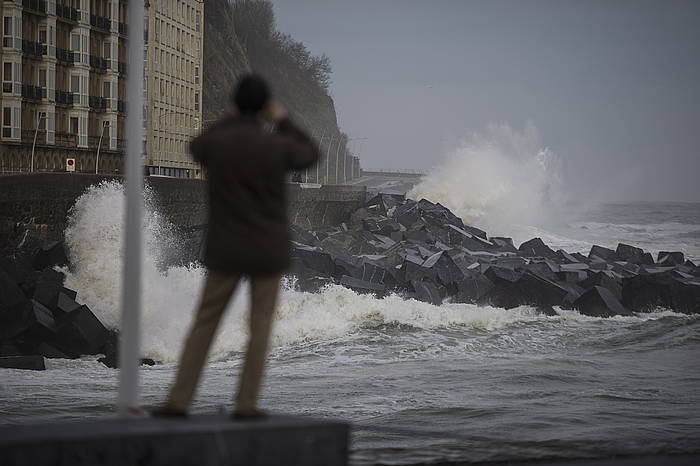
[0,415,349,466]
[0,355,45,371]
[574,286,632,317]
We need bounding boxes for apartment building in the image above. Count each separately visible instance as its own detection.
[144,0,203,178]
[0,0,204,178]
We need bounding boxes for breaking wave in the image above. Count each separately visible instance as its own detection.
[60,182,693,364]
[409,124,567,239]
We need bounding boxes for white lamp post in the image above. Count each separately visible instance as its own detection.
[118,0,145,417]
[30,112,47,172]
[95,121,110,174]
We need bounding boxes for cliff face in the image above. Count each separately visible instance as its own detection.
[202,0,251,121]
[202,0,358,182]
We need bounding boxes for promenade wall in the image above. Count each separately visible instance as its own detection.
[0,174,366,253]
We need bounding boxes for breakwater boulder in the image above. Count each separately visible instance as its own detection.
[0,233,120,369]
[287,193,700,317]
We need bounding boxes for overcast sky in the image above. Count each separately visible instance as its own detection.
[270,0,700,202]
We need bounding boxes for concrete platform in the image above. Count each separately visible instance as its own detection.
[0,414,349,466]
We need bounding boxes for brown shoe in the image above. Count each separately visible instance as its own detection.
[232,408,268,420]
[151,406,187,418]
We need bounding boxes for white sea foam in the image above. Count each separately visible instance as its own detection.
[61,181,693,364]
[409,124,567,243]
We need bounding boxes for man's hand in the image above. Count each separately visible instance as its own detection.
[263,100,287,122]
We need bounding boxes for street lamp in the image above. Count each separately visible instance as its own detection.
[30,112,47,172]
[95,120,110,174]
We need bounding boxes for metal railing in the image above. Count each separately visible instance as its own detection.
[90,55,108,70]
[21,39,45,57]
[55,4,79,21]
[21,84,43,100]
[56,90,74,105]
[89,96,108,110]
[22,0,47,14]
[56,47,76,63]
[90,14,111,30]
[55,132,78,147]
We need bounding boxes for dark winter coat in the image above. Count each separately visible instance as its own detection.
[190,115,319,275]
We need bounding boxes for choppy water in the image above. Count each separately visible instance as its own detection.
[1,181,699,465]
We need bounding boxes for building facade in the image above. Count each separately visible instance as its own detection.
[144,0,202,178]
[0,0,203,178]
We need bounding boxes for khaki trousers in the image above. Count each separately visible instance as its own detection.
[167,270,281,412]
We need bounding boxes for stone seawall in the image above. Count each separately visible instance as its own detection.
[0,174,366,253]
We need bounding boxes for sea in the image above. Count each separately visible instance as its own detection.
[1,179,699,466]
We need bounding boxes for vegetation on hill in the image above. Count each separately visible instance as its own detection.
[202,0,357,182]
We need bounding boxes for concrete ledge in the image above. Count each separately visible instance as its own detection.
[0,414,349,466]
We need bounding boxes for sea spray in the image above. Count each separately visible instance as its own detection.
[409,123,566,243]
[60,182,693,364]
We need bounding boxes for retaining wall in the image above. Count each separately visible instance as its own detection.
[0,174,366,253]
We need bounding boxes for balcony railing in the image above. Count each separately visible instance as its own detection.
[22,39,45,57]
[55,132,78,147]
[56,90,74,105]
[56,47,76,63]
[21,84,42,100]
[55,4,79,22]
[22,0,47,14]
[89,55,108,70]
[21,128,46,144]
[2,82,12,93]
[90,14,111,30]
[89,96,107,110]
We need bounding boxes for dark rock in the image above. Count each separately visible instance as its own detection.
[292,248,335,276]
[668,279,700,314]
[537,305,558,316]
[589,245,617,262]
[519,237,557,259]
[0,355,45,371]
[616,243,653,265]
[296,275,336,293]
[491,237,518,253]
[0,342,21,357]
[0,267,25,314]
[32,240,69,271]
[411,280,443,305]
[621,274,674,312]
[32,281,77,314]
[453,272,494,303]
[36,342,71,359]
[339,275,385,294]
[657,251,685,266]
[485,266,523,283]
[25,300,57,338]
[573,286,632,317]
[581,271,623,300]
[54,305,109,356]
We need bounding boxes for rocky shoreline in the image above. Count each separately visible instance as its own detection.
[1,192,698,370]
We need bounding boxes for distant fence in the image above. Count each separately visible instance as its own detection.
[360,169,426,178]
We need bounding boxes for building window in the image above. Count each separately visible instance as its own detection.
[2,107,11,138]
[70,33,80,52]
[194,66,199,84]
[38,27,47,45]
[70,75,80,94]
[194,92,199,111]
[103,80,111,98]
[69,116,79,134]
[2,62,11,93]
[103,41,111,59]
[2,17,11,48]
[195,11,201,32]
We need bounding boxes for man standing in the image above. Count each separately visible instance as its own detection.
[155,75,319,418]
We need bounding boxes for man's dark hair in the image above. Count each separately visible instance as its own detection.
[232,75,270,114]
